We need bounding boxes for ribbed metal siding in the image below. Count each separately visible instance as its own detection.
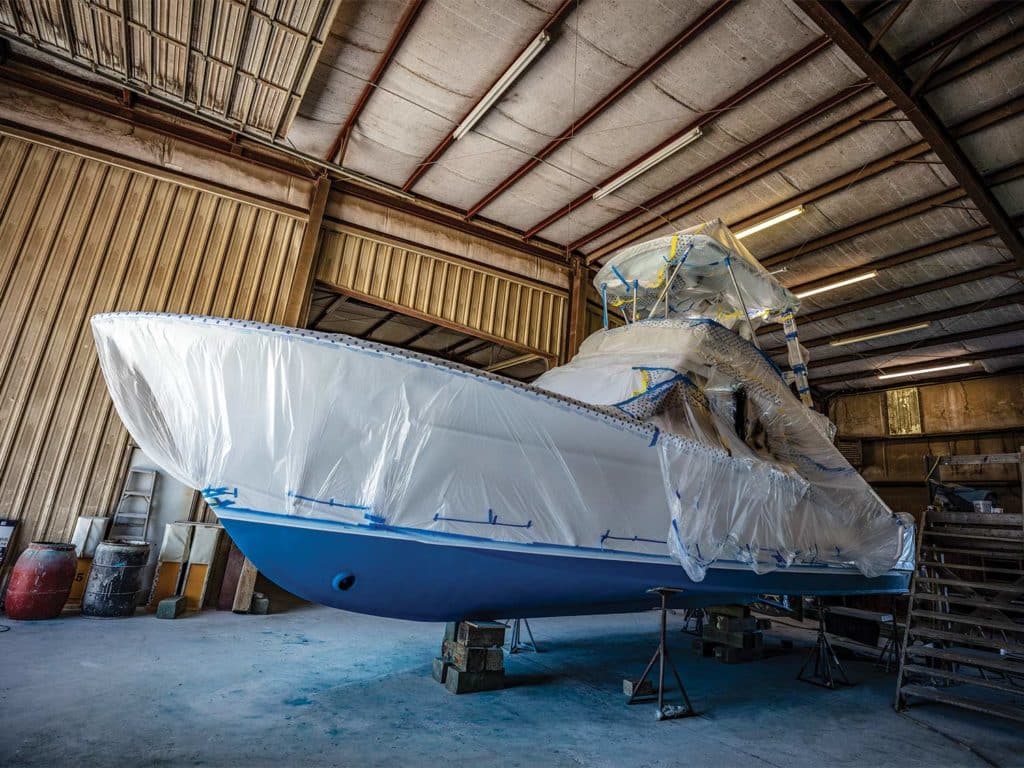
[0,0,339,137]
[317,224,568,359]
[0,131,306,552]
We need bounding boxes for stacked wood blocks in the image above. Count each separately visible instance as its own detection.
[696,605,771,663]
[433,621,506,694]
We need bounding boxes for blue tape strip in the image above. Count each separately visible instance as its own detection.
[434,508,532,529]
[610,265,631,291]
[288,491,372,511]
[601,529,667,546]
[648,427,660,447]
[601,283,608,330]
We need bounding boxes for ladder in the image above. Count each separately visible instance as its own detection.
[110,468,158,541]
[895,451,1024,723]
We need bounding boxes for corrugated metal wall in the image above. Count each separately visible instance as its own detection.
[317,223,568,360]
[0,130,307,557]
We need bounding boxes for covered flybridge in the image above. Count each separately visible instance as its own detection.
[90,224,913,622]
[591,220,814,406]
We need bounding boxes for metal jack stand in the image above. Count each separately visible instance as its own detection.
[626,588,697,721]
[680,607,705,636]
[507,618,540,654]
[797,608,852,690]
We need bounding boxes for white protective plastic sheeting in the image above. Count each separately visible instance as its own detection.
[93,313,738,560]
[535,318,912,581]
[594,220,798,332]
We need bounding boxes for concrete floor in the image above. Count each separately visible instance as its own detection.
[1,603,1019,767]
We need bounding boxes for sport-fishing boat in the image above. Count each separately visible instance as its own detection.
[91,221,913,621]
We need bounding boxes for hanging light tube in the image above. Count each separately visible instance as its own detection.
[877,361,972,380]
[734,205,804,239]
[829,321,930,346]
[592,127,703,201]
[453,31,551,141]
[794,270,877,299]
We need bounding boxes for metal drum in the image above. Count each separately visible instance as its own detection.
[4,542,77,620]
[80,539,150,618]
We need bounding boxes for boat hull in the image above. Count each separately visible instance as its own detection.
[219,510,911,621]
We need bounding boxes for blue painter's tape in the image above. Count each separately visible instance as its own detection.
[288,491,372,511]
[363,512,386,526]
[601,282,609,330]
[434,508,532,529]
[601,529,668,547]
[611,265,631,291]
[649,427,660,447]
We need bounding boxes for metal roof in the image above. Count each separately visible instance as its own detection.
[1,0,1021,393]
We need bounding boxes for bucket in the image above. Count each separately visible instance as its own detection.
[4,542,77,620]
[81,539,151,618]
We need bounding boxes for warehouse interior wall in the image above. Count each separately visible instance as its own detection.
[0,127,319,581]
[829,373,1024,517]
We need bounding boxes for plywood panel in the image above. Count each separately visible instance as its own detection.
[317,223,568,360]
[0,131,307,572]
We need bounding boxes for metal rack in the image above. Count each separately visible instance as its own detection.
[895,450,1024,723]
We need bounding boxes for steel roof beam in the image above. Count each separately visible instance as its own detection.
[760,106,1024,268]
[759,262,1022,338]
[522,36,830,239]
[794,0,1024,267]
[578,9,1019,262]
[763,290,1024,357]
[811,344,1024,386]
[787,225,996,297]
[803,319,1024,370]
[401,0,578,192]
[462,0,734,219]
[578,88,883,259]
[326,0,426,164]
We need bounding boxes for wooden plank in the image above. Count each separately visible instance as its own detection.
[921,545,1024,559]
[900,684,1024,723]
[926,527,1023,541]
[232,556,258,613]
[937,454,1019,466]
[910,626,1024,654]
[928,512,1023,525]
[217,540,246,610]
[916,578,1024,593]
[913,593,1024,614]
[921,561,1024,577]
[908,646,1024,675]
[903,664,1023,696]
[911,609,1024,634]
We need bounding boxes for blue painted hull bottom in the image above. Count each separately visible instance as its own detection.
[220,514,912,622]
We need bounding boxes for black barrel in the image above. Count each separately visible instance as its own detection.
[81,539,151,617]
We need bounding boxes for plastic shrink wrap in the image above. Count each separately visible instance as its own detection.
[91,219,912,590]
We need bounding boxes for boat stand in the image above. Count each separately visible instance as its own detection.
[797,608,852,690]
[507,618,540,654]
[625,587,697,720]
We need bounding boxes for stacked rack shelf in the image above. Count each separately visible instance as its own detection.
[895,450,1024,723]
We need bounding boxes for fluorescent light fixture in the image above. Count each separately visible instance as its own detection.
[794,270,878,299]
[877,361,972,380]
[829,322,931,347]
[735,205,804,239]
[454,32,551,141]
[592,127,703,201]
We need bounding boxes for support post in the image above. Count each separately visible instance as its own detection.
[282,174,330,327]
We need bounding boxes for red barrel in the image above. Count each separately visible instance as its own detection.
[4,542,77,620]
